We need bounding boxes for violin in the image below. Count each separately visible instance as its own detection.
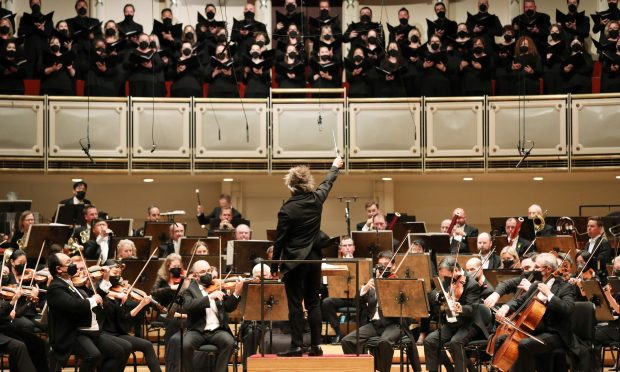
[0,284,46,301]
[109,283,167,313]
[16,268,48,283]
[204,277,254,294]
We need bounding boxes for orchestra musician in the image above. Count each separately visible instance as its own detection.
[159,222,186,257]
[358,201,379,231]
[594,255,620,369]
[83,218,114,262]
[527,204,555,236]
[59,180,92,206]
[483,253,535,308]
[197,194,242,227]
[9,210,35,249]
[505,217,532,256]
[477,232,500,269]
[465,256,495,299]
[134,205,161,237]
[116,239,138,260]
[580,216,611,270]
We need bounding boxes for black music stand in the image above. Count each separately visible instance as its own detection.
[581,280,615,322]
[242,282,289,353]
[0,200,32,233]
[178,237,220,255]
[182,255,222,271]
[114,236,152,259]
[407,233,451,254]
[232,240,273,274]
[393,222,427,243]
[209,230,235,252]
[104,219,133,237]
[484,269,522,304]
[375,278,429,371]
[54,204,85,226]
[352,231,394,264]
[387,213,416,224]
[394,253,434,292]
[144,222,174,252]
[23,224,72,259]
[121,259,162,292]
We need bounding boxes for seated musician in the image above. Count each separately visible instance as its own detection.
[499,246,521,269]
[341,250,421,372]
[440,218,467,254]
[369,212,399,249]
[83,218,114,262]
[594,255,620,369]
[134,205,161,237]
[466,256,495,299]
[580,216,611,269]
[424,257,484,372]
[116,239,138,260]
[159,222,185,257]
[194,241,209,255]
[483,253,535,308]
[494,252,584,371]
[151,253,186,344]
[197,193,242,227]
[59,180,92,206]
[567,250,599,301]
[6,249,47,334]
[477,232,500,269]
[527,204,556,236]
[358,201,379,231]
[178,259,243,372]
[226,224,252,266]
[322,236,358,344]
[505,217,532,256]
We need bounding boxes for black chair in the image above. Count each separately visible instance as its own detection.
[366,333,419,372]
[601,341,620,372]
[551,301,596,371]
[192,343,238,372]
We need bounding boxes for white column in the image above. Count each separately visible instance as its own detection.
[256,0,272,41]
[4,0,15,12]
[373,180,394,215]
[222,181,244,215]
[509,0,521,22]
[342,0,358,58]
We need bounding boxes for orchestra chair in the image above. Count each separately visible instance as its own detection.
[601,341,620,372]
[550,301,596,371]
[192,342,239,372]
[463,305,494,372]
[365,333,417,372]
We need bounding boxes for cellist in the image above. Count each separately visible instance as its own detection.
[494,252,579,371]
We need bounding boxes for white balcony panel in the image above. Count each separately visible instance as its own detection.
[571,97,620,155]
[426,100,484,157]
[272,103,344,158]
[488,99,567,157]
[195,102,267,158]
[0,98,44,156]
[132,100,190,158]
[349,102,421,158]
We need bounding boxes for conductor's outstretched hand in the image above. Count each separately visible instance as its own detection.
[332,156,344,169]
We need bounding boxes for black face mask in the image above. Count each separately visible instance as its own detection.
[411,35,420,43]
[519,45,529,54]
[289,31,298,39]
[199,273,213,287]
[217,52,226,60]
[14,264,26,274]
[504,34,514,42]
[185,32,194,40]
[124,14,134,22]
[399,18,408,26]
[139,41,149,50]
[320,9,329,18]
[387,49,398,57]
[0,26,9,35]
[105,28,116,37]
[368,36,378,45]
[50,44,60,53]
[436,11,446,19]
[568,4,577,13]
[610,29,619,39]
[216,34,227,43]
[457,30,468,38]
[163,18,173,26]
[169,267,182,278]
[109,275,122,286]
[479,3,488,12]
[31,4,41,14]
[525,9,535,18]
[256,40,265,48]
[182,48,192,56]
[550,32,561,41]
[571,43,582,52]
[66,263,78,277]
[323,34,332,41]
[59,29,70,37]
[244,11,255,20]
[352,55,363,63]
[77,7,87,16]
[614,270,620,277]
[288,51,298,59]
[320,54,330,61]
[610,2,619,10]
[531,270,543,282]
[502,260,515,268]
[473,46,484,54]
[360,14,371,23]
[250,51,260,59]
[5,50,15,58]
[285,3,296,13]
[431,43,440,51]
[206,11,215,20]
[523,270,533,278]
[149,41,157,49]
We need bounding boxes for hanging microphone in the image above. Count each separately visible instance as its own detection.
[150,144,156,153]
[515,142,534,168]
[80,140,95,164]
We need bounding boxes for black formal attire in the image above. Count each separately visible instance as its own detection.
[512,12,551,55]
[513,236,534,257]
[483,253,501,270]
[205,60,240,98]
[343,20,385,50]
[427,16,458,43]
[424,276,484,372]
[241,60,271,98]
[601,52,620,93]
[420,47,453,97]
[585,234,612,271]
[368,60,408,98]
[231,18,268,56]
[117,18,143,36]
[594,292,620,369]
[480,278,495,300]
[466,11,502,42]
[345,61,373,98]
[273,165,339,348]
[170,58,204,98]
[66,14,103,79]
[6,271,43,335]
[18,9,54,78]
[197,207,242,226]
[561,50,593,94]
[59,196,92,205]
[125,50,167,97]
[177,280,239,372]
[0,53,26,95]
[592,7,620,35]
[459,52,494,96]
[322,294,359,339]
[38,51,76,96]
[556,9,590,40]
[0,299,46,372]
[83,235,115,262]
[497,277,583,372]
[493,41,516,95]
[494,274,523,297]
[85,57,124,97]
[543,41,566,94]
[506,52,543,95]
[355,221,366,231]
[275,60,306,90]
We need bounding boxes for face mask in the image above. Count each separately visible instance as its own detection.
[610,29,619,39]
[5,50,15,58]
[550,32,560,41]
[568,4,577,13]
[437,11,446,19]
[431,43,440,51]
[78,7,87,16]
[139,41,149,50]
[399,18,408,26]
[244,11,255,20]
[14,264,25,274]
[199,273,213,287]
[216,34,227,43]
[67,263,78,277]
[457,30,468,38]
[0,26,9,35]
[614,270,620,277]
[50,44,60,53]
[206,11,215,20]
[479,3,488,12]
[360,14,371,23]
[31,4,41,13]
[502,260,515,268]
[386,61,396,69]
[217,52,226,60]
[60,29,70,37]
[525,9,535,18]
[182,48,192,56]
[289,31,298,39]
[125,14,134,22]
[368,36,378,45]
[353,55,363,63]
[256,40,265,48]
[571,43,582,52]
[105,28,116,37]
[473,46,485,54]
[109,275,122,286]
[388,49,398,57]
[320,54,330,61]
[250,51,260,58]
[285,3,296,13]
[288,51,298,59]
[411,35,420,43]
[531,270,543,282]
[519,45,529,54]
[149,41,157,49]
[169,267,182,278]
[163,18,173,26]
[323,34,332,41]
[504,34,514,42]
[611,2,618,10]
[185,32,194,40]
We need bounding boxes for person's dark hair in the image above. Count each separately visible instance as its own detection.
[588,216,604,228]
[48,253,62,277]
[206,3,216,10]
[434,2,446,11]
[364,201,378,209]
[412,239,425,249]
[161,8,172,16]
[75,0,87,9]
[438,256,461,270]
[219,194,232,203]
[83,204,96,215]
[360,6,372,15]
[73,181,87,190]
[399,7,409,15]
[377,250,392,260]
[91,218,105,227]
[123,3,135,12]
[49,244,63,255]
[10,249,26,262]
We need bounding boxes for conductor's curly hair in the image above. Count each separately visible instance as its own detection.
[284,165,315,194]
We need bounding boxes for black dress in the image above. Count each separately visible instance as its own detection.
[275,60,305,89]
[506,53,543,95]
[543,41,566,94]
[85,57,123,97]
[204,58,240,98]
[241,59,271,98]
[420,48,453,97]
[560,50,593,94]
[170,57,203,98]
[126,51,167,97]
[307,58,342,91]
[368,59,408,98]
[601,52,620,93]
[493,42,515,96]
[0,55,26,95]
[38,51,75,96]
[17,10,53,78]
[344,59,372,98]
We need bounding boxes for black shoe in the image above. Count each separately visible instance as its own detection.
[331,334,343,345]
[308,345,323,356]
[277,347,303,357]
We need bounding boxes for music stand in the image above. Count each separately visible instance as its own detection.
[178,237,219,255]
[209,230,235,252]
[54,204,85,226]
[0,200,32,233]
[232,240,273,274]
[104,219,133,237]
[484,269,522,304]
[352,231,394,264]
[327,259,372,299]
[144,222,174,252]
[536,236,578,272]
[375,278,429,371]
[394,253,434,293]
[393,222,427,243]
[387,213,416,224]
[23,224,72,259]
[581,280,615,322]
[115,236,152,259]
[121,259,162,292]
[241,282,289,353]
[266,229,277,242]
[208,218,251,230]
[407,233,451,254]
[181,255,222,271]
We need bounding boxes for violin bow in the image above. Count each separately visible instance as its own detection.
[380,231,410,278]
[28,241,47,287]
[576,240,602,280]
[469,246,497,280]
[121,246,159,306]
[75,243,100,305]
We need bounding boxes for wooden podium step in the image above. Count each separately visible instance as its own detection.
[247,354,374,371]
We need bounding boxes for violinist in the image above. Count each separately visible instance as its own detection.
[483,254,535,308]
[151,253,185,344]
[341,250,420,372]
[100,262,162,372]
[465,256,495,299]
[494,252,579,372]
[593,255,620,370]
[84,218,115,262]
[568,251,599,300]
[424,257,483,372]
[7,249,47,334]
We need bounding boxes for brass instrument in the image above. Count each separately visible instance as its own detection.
[16,238,25,250]
[64,237,83,256]
[556,216,575,235]
[387,212,401,230]
[80,229,90,244]
[508,217,524,245]
[531,210,548,233]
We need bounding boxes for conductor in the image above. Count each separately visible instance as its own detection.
[272,155,344,357]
